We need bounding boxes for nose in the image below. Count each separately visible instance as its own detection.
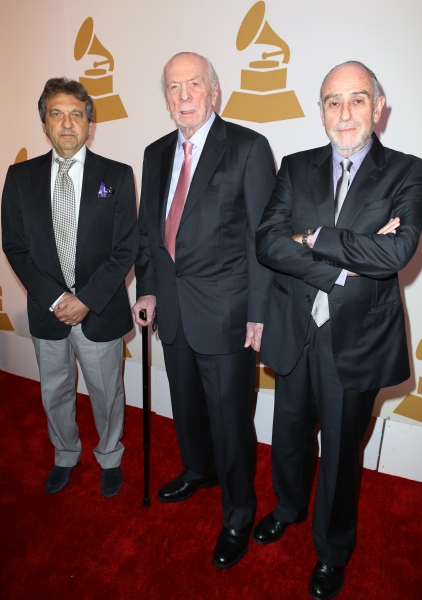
[62,112,73,129]
[179,83,191,102]
[340,101,351,122]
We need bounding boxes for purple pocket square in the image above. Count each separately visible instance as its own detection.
[98,182,115,198]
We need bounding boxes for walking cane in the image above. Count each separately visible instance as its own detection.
[140,311,151,507]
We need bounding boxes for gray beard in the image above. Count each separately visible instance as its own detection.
[328,128,373,154]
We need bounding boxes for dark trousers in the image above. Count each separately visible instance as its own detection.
[162,316,257,530]
[272,318,378,567]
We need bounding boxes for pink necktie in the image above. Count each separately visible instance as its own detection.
[165,141,193,261]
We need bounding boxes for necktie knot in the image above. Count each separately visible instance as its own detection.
[182,141,193,157]
[55,157,76,175]
[341,158,352,174]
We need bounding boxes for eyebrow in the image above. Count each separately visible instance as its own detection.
[167,75,202,85]
[323,90,371,103]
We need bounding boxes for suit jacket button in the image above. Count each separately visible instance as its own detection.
[306,295,311,303]
[159,246,164,250]
[176,272,182,278]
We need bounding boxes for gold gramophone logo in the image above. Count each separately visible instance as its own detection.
[0,287,14,332]
[14,148,28,163]
[74,17,128,123]
[393,339,422,423]
[222,1,304,123]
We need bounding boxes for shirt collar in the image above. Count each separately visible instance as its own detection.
[332,137,373,172]
[177,111,216,150]
[52,145,87,166]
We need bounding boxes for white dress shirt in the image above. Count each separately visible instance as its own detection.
[50,145,87,309]
[166,111,216,218]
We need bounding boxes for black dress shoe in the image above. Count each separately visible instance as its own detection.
[212,526,252,569]
[252,510,308,544]
[309,561,345,599]
[101,466,123,497]
[45,465,74,494]
[157,473,219,502]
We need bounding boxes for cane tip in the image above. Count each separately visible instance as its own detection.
[142,497,152,508]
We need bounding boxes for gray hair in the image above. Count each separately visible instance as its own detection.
[161,52,218,97]
[38,77,94,123]
[320,61,381,106]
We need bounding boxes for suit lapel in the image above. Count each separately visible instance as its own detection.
[75,148,107,271]
[158,135,177,238]
[179,115,227,228]
[336,134,386,228]
[308,144,335,226]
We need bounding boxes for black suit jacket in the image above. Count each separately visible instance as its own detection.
[2,148,137,342]
[135,114,276,354]
[256,134,422,391]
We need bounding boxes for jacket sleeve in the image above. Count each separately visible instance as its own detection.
[2,165,66,313]
[256,156,342,293]
[244,135,276,322]
[134,151,157,299]
[312,160,422,278]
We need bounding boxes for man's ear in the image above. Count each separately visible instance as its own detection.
[212,84,219,107]
[373,95,385,124]
[318,102,325,126]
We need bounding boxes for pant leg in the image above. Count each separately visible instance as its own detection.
[33,335,81,467]
[195,346,257,530]
[69,324,125,469]
[162,319,217,482]
[272,335,319,524]
[309,319,378,567]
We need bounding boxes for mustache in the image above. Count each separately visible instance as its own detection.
[333,121,361,132]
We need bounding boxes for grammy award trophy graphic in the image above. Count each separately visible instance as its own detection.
[393,339,422,423]
[0,287,14,332]
[222,1,304,123]
[74,17,128,123]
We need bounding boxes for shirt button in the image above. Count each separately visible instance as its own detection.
[176,272,182,278]
[306,295,311,303]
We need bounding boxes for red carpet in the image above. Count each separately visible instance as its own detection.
[0,369,421,599]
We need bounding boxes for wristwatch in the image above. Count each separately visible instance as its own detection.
[302,229,316,247]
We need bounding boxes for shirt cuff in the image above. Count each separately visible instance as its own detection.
[49,292,66,312]
[335,270,348,286]
[311,227,322,247]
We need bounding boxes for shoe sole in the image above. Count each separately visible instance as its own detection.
[157,479,219,503]
[308,580,344,600]
[212,543,249,569]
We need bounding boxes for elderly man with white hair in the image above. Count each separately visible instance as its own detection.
[133,52,275,568]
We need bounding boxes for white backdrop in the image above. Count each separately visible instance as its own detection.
[1,0,422,478]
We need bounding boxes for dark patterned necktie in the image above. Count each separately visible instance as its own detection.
[312,158,353,327]
[52,158,77,288]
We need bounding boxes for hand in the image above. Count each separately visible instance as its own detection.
[244,322,264,352]
[54,293,90,326]
[292,233,302,244]
[377,217,400,235]
[132,295,156,326]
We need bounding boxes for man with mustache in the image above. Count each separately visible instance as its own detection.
[2,78,137,497]
[254,61,422,598]
[133,52,275,567]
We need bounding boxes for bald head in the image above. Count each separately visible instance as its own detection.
[320,61,380,106]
